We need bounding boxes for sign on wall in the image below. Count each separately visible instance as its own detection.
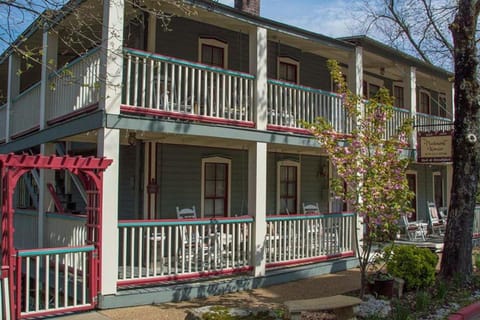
[417,131,453,163]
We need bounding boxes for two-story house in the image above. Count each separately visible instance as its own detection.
[0,0,454,318]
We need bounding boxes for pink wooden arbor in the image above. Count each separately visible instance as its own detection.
[0,153,112,318]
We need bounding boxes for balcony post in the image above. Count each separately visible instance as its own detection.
[99,0,125,115]
[6,54,20,142]
[40,27,58,129]
[97,128,120,296]
[404,66,417,156]
[248,141,267,277]
[347,46,363,98]
[97,0,124,297]
[249,27,267,130]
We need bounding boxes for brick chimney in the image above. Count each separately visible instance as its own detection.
[234,0,260,16]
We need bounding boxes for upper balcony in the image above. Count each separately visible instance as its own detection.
[0,46,453,147]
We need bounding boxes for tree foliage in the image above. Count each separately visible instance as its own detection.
[307,60,414,297]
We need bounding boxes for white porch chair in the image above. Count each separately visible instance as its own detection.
[176,206,208,266]
[427,201,446,236]
[303,202,320,214]
[401,214,427,241]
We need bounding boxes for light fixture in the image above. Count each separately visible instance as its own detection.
[128,132,137,146]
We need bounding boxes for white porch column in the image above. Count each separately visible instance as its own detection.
[97,128,120,295]
[97,0,124,295]
[248,142,267,277]
[347,46,363,97]
[404,67,417,156]
[99,0,124,115]
[38,143,55,247]
[40,27,58,129]
[446,81,454,120]
[249,27,267,130]
[6,54,20,142]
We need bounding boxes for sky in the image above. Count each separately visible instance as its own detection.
[218,0,360,38]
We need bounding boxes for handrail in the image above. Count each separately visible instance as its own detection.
[118,215,254,227]
[415,112,452,122]
[11,82,41,104]
[47,46,101,80]
[267,78,342,98]
[266,212,355,222]
[124,47,255,80]
[17,245,94,257]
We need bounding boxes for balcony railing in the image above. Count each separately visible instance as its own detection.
[267,80,351,134]
[0,46,454,143]
[46,47,101,123]
[385,107,411,140]
[265,213,356,268]
[122,48,255,126]
[416,112,453,132]
[117,216,253,286]
[10,83,41,137]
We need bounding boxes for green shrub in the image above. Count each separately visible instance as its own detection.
[385,245,438,290]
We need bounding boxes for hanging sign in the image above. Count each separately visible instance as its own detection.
[417,131,453,163]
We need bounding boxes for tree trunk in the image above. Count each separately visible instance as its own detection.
[440,0,480,282]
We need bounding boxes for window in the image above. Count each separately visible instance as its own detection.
[201,157,231,217]
[438,94,447,118]
[362,77,384,99]
[418,90,431,114]
[406,172,417,221]
[277,160,300,214]
[433,172,444,209]
[198,38,228,68]
[278,57,299,84]
[393,86,405,109]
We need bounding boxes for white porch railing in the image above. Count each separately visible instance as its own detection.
[267,80,352,134]
[16,245,94,318]
[10,83,41,137]
[117,216,253,286]
[265,213,356,267]
[45,213,86,248]
[416,113,452,132]
[0,103,6,141]
[123,48,255,124]
[46,48,101,122]
[386,107,411,140]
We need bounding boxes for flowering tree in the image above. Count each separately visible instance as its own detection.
[307,60,415,297]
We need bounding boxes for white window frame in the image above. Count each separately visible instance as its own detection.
[198,37,228,69]
[276,160,301,214]
[277,56,300,84]
[201,156,232,217]
[363,75,384,99]
[438,93,447,118]
[418,89,431,115]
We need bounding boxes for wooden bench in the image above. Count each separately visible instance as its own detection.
[284,295,362,320]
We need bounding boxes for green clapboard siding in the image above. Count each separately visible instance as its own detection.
[157,144,248,218]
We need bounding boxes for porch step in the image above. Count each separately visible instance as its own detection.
[285,295,362,320]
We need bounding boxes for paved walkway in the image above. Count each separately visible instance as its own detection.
[58,269,361,320]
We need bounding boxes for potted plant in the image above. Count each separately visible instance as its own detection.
[367,246,395,298]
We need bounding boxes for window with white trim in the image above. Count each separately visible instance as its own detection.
[277,160,300,214]
[198,38,228,68]
[393,85,405,109]
[362,76,384,99]
[438,94,447,118]
[277,57,299,84]
[201,157,231,217]
[418,90,431,114]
